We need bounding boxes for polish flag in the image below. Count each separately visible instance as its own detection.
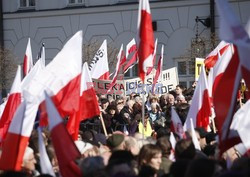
[152,45,164,93]
[204,41,229,70]
[107,45,124,92]
[23,38,33,77]
[217,0,250,93]
[124,38,138,74]
[137,0,155,82]
[213,0,247,153]
[171,107,185,139]
[211,45,234,98]
[0,101,30,171]
[89,40,110,80]
[45,92,82,177]
[38,127,55,177]
[184,65,211,131]
[22,31,82,126]
[146,39,158,76]
[67,62,100,140]
[0,66,22,144]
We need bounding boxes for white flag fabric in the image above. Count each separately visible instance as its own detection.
[38,127,55,177]
[190,119,201,151]
[23,38,33,77]
[89,40,110,80]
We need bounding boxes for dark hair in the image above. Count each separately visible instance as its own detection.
[138,144,162,167]
[175,103,190,125]
[156,137,172,158]
[175,139,196,160]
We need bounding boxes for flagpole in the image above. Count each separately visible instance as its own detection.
[142,81,145,140]
[99,113,108,137]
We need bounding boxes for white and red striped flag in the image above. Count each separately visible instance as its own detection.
[124,38,138,74]
[0,66,22,144]
[213,0,247,154]
[0,101,30,170]
[22,31,83,126]
[107,44,124,92]
[23,38,33,77]
[37,43,46,67]
[89,40,110,80]
[204,41,229,70]
[137,0,155,82]
[67,62,100,140]
[184,65,211,131]
[146,39,158,76]
[152,45,164,93]
[45,92,82,177]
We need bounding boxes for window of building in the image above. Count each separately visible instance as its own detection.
[174,57,195,88]
[20,0,35,8]
[69,0,84,4]
[124,63,139,78]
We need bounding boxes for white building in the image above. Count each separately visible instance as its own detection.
[1,0,250,88]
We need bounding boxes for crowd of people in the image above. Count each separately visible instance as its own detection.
[0,84,249,177]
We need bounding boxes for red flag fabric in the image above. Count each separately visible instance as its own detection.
[204,41,229,69]
[152,45,164,93]
[0,102,29,171]
[184,65,211,131]
[137,0,155,83]
[89,40,110,80]
[22,31,83,127]
[45,93,82,177]
[0,66,22,145]
[23,38,33,77]
[67,62,100,140]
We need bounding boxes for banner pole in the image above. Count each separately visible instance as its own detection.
[99,113,108,137]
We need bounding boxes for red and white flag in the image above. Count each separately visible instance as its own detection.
[38,127,55,177]
[171,107,185,139]
[137,0,155,82]
[204,41,229,70]
[89,40,110,80]
[184,65,211,131]
[152,45,164,93]
[190,118,201,151]
[0,66,22,144]
[217,0,250,92]
[45,92,82,177]
[23,38,33,77]
[67,62,100,140]
[0,101,30,171]
[146,39,158,76]
[124,38,138,74]
[211,44,234,98]
[107,45,124,92]
[214,0,247,153]
[22,31,83,126]
[37,43,46,67]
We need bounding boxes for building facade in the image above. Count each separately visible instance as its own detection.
[1,0,250,88]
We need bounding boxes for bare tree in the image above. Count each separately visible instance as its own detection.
[0,48,18,98]
[82,40,119,72]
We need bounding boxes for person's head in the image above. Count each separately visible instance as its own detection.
[167,94,175,105]
[175,103,190,125]
[151,102,158,113]
[175,139,196,160]
[101,98,109,110]
[156,137,172,158]
[106,133,125,151]
[79,156,105,177]
[124,136,140,156]
[127,100,135,110]
[138,144,162,170]
[176,95,187,104]
[106,104,117,116]
[21,147,36,174]
[175,85,184,96]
